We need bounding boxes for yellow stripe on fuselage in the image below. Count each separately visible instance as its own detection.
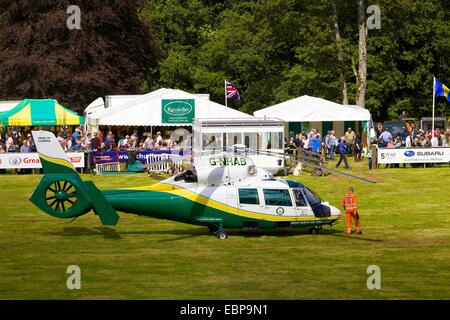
[124,183,339,222]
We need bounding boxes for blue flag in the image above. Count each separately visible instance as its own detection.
[435,79,450,102]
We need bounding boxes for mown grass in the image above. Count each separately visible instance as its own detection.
[0,160,449,299]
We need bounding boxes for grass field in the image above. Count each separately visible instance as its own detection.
[0,161,449,299]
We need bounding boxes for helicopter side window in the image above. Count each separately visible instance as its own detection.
[263,189,292,207]
[238,188,260,205]
[293,189,307,207]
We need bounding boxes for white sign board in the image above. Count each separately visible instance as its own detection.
[378,148,450,164]
[0,152,85,169]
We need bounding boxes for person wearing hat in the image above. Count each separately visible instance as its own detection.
[72,128,81,144]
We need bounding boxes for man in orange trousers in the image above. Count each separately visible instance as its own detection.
[342,187,362,235]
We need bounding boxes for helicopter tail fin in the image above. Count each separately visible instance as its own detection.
[31,130,78,174]
[29,131,119,226]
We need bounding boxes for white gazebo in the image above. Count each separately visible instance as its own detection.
[254,95,372,138]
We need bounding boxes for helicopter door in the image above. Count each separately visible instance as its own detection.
[292,189,314,216]
[261,189,296,217]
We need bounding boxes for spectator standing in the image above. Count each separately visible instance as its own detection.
[83,133,91,150]
[302,134,310,151]
[72,128,81,144]
[65,137,73,151]
[312,134,321,154]
[324,131,331,158]
[27,134,37,152]
[405,132,412,147]
[132,130,139,143]
[336,137,350,169]
[5,133,14,152]
[73,140,83,151]
[90,132,101,151]
[344,128,356,155]
[431,133,439,147]
[144,133,154,150]
[354,132,363,161]
[156,131,163,145]
[104,131,114,151]
[328,131,337,160]
[20,140,29,153]
[393,133,402,148]
[378,128,392,147]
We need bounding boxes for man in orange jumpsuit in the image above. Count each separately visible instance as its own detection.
[342,187,362,235]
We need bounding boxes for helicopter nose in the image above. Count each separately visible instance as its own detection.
[330,206,341,217]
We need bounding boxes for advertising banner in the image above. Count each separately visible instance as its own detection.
[161,99,195,124]
[0,152,85,169]
[90,149,189,164]
[378,148,450,164]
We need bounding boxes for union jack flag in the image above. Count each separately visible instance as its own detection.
[226,81,241,101]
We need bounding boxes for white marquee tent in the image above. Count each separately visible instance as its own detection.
[254,95,371,121]
[254,95,372,138]
[87,88,252,128]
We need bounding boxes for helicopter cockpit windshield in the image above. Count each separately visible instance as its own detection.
[302,187,322,206]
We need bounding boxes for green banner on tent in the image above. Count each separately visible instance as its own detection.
[161,99,195,124]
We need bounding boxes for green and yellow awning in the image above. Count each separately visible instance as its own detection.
[0,99,83,127]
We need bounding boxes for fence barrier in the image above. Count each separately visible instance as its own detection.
[144,154,183,173]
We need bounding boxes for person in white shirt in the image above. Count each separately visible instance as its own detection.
[430,133,439,147]
[156,131,163,145]
[303,136,309,150]
[405,133,412,148]
[5,133,13,152]
[144,133,154,150]
[65,137,73,151]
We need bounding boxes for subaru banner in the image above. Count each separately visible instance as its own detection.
[378,148,450,164]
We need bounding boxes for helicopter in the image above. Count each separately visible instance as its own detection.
[29,131,341,239]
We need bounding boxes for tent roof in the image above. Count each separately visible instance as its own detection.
[0,99,84,126]
[89,88,253,126]
[0,101,21,113]
[254,95,371,121]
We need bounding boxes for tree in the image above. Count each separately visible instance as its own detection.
[144,0,450,120]
[356,0,367,107]
[331,0,349,104]
[0,0,163,113]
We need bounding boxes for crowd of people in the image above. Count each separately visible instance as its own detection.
[288,127,363,169]
[0,131,37,153]
[374,122,450,148]
[0,127,185,154]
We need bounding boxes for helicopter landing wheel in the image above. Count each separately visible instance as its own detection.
[216,231,228,240]
[308,227,319,235]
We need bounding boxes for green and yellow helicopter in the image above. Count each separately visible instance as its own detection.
[30,131,341,239]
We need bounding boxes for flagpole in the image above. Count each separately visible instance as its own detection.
[224,80,228,107]
[432,76,435,135]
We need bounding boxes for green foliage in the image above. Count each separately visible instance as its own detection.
[142,0,450,120]
[0,0,163,112]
